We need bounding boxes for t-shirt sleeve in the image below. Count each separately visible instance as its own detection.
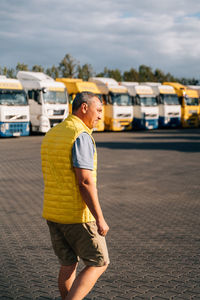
[72,132,95,170]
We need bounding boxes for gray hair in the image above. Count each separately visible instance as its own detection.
[72,92,101,113]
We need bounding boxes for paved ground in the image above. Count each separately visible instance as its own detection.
[0,128,200,300]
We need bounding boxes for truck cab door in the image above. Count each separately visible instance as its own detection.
[28,90,42,127]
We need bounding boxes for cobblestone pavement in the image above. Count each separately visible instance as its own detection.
[0,128,200,300]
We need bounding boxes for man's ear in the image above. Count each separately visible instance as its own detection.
[81,102,88,114]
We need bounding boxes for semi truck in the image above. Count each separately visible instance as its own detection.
[56,78,105,131]
[163,82,199,128]
[17,71,69,133]
[145,83,181,128]
[121,83,158,130]
[89,77,133,131]
[187,85,200,126]
[0,76,30,137]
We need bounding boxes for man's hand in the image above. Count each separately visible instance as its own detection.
[96,218,109,236]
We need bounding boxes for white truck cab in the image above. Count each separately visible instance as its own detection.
[149,84,181,128]
[122,82,159,130]
[17,71,69,133]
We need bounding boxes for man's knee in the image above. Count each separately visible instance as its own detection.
[94,262,109,274]
[60,263,77,278]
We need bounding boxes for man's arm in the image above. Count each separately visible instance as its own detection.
[74,167,109,237]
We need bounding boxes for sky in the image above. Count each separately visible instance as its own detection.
[1,0,200,79]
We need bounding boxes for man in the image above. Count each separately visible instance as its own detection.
[41,92,109,300]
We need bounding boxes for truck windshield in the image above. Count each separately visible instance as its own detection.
[0,90,28,106]
[43,91,67,104]
[162,94,179,105]
[185,97,199,106]
[140,96,157,106]
[110,93,132,106]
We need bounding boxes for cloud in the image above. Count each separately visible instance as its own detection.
[0,0,200,78]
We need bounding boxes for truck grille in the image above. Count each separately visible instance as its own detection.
[168,112,180,116]
[53,110,65,116]
[117,113,132,118]
[145,114,157,118]
[9,123,26,133]
[6,115,27,120]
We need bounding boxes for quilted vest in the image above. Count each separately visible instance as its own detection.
[41,114,96,224]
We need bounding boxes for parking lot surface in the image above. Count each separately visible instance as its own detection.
[0,128,200,300]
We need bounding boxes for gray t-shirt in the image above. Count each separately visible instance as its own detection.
[72,132,95,170]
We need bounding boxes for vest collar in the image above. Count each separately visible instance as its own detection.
[68,114,93,135]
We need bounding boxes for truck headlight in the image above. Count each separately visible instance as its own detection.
[113,120,120,127]
[0,123,9,133]
[40,116,50,127]
[47,109,54,116]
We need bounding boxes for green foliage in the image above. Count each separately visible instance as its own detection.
[32,65,44,72]
[58,53,78,78]
[154,68,166,83]
[7,68,16,78]
[0,66,16,78]
[1,55,199,85]
[16,63,29,72]
[77,64,94,81]
[0,67,7,76]
[46,65,59,79]
[178,77,199,85]
[123,68,139,82]
[138,65,154,82]
[96,67,122,82]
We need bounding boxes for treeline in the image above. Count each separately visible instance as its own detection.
[0,53,199,85]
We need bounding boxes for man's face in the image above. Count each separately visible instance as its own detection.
[84,97,102,129]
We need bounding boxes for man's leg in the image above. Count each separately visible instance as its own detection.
[65,264,108,300]
[58,263,78,300]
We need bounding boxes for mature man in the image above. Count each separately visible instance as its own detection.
[41,92,109,300]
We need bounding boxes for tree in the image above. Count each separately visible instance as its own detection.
[58,54,78,78]
[108,69,122,82]
[123,68,139,82]
[187,78,199,85]
[0,67,16,78]
[32,65,44,72]
[164,72,176,82]
[77,64,94,81]
[154,68,166,83]
[138,65,154,82]
[96,67,122,82]
[0,66,5,75]
[16,63,28,73]
[46,65,59,79]
[96,67,109,77]
[7,68,16,78]
[2,67,8,76]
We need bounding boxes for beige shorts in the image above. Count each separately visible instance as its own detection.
[47,221,110,267]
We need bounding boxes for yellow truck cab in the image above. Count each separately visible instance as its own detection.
[89,77,133,131]
[56,78,104,131]
[187,85,200,126]
[163,82,199,128]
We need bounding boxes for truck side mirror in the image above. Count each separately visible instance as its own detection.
[35,91,42,104]
[135,96,140,105]
[179,97,184,106]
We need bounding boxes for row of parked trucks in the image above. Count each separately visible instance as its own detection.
[0,71,200,137]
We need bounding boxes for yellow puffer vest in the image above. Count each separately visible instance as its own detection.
[41,114,96,224]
